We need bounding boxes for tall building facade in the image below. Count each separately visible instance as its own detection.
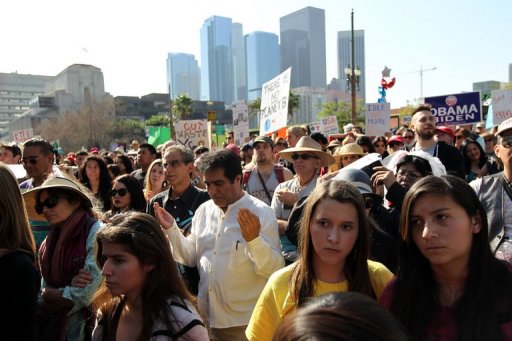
[292,87,327,125]
[200,16,236,105]
[0,72,52,140]
[338,30,366,102]
[245,31,280,100]
[231,23,247,102]
[166,53,200,100]
[509,63,512,83]
[280,6,326,89]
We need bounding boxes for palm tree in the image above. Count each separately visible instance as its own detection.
[172,94,193,120]
[288,91,300,123]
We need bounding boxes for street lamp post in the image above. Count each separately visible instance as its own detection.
[344,9,361,126]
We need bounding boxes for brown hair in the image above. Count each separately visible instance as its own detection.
[290,180,373,306]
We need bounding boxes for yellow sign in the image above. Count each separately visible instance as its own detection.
[208,111,216,121]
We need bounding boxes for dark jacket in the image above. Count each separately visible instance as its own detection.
[407,141,465,179]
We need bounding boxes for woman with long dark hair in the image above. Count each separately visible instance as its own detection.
[380,175,512,339]
[105,175,146,220]
[91,212,209,340]
[80,155,112,211]
[246,180,393,341]
[116,154,134,175]
[461,138,499,182]
[0,164,40,340]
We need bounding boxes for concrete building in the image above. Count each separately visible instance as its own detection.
[9,64,110,140]
[280,6,326,89]
[115,93,170,121]
[0,72,52,141]
[200,15,235,105]
[472,80,507,99]
[292,87,327,125]
[166,53,200,100]
[245,31,280,100]
[338,29,366,103]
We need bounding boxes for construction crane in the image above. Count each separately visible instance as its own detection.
[398,65,438,100]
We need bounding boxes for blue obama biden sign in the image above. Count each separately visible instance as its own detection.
[425,91,482,125]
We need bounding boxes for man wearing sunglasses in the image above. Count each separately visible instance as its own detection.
[471,117,512,263]
[407,104,464,179]
[147,144,210,295]
[272,136,335,263]
[19,138,60,191]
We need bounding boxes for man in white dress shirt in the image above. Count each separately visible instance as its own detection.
[155,149,284,341]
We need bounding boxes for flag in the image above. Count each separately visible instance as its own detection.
[147,126,170,147]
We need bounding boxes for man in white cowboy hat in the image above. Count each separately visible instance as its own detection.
[271,136,335,263]
[470,117,512,263]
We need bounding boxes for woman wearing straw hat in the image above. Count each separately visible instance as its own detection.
[331,143,367,172]
[271,136,335,263]
[23,176,103,341]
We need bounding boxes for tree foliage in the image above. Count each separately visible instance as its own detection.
[317,100,366,131]
[171,94,193,120]
[145,114,169,127]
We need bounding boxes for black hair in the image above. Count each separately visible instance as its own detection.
[116,155,134,174]
[111,174,146,213]
[356,135,376,153]
[396,155,432,177]
[461,138,487,175]
[139,143,157,156]
[22,138,54,155]
[197,149,242,183]
[310,132,328,145]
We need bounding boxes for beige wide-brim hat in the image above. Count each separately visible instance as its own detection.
[23,176,93,221]
[333,143,367,162]
[279,136,335,167]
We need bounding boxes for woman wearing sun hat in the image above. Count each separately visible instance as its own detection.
[23,176,103,341]
[272,136,335,263]
[331,143,367,172]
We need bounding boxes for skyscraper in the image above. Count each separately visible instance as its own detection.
[166,53,200,100]
[200,15,235,105]
[280,6,326,89]
[232,23,247,102]
[338,30,366,102]
[245,31,279,100]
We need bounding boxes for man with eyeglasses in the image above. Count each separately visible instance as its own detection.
[242,136,293,206]
[407,104,465,179]
[19,138,62,190]
[272,136,335,263]
[147,144,210,295]
[470,117,512,263]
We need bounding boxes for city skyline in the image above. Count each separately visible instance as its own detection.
[1,0,511,109]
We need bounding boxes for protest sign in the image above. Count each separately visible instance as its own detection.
[175,119,209,149]
[12,128,34,143]
[320,115,339,136]
[260,67,292,135]
[425,91,481,125]
[233,101,250,146]
[491,89,512,126]
[147,126,170,147]
[365,103,390,136]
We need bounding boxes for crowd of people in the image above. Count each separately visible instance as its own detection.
[0,103,512,340]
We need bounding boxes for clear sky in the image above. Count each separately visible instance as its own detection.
[2,0,511,109]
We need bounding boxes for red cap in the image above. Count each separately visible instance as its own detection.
[90,147,99,153]
[225,143,240,157]
[387,135,404,144]
[434,126,455,138]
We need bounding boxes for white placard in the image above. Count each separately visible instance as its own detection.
[491,89,512,126]
[12,128,34,143]
[365,103,391,136]
[259,67,292,135]
[320,115,339,136]
[233,101,250,146]
[174,119,209,150]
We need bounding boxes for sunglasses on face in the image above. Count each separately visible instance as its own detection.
[456,135,464,140]
[291,153,318,161]
[501,136,512,149]
[21,157,42,165]
[35,196,59,215]
[111,188,128,197]
[403,135,414,140]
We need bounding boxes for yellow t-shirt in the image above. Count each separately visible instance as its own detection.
[245,260,393,341]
